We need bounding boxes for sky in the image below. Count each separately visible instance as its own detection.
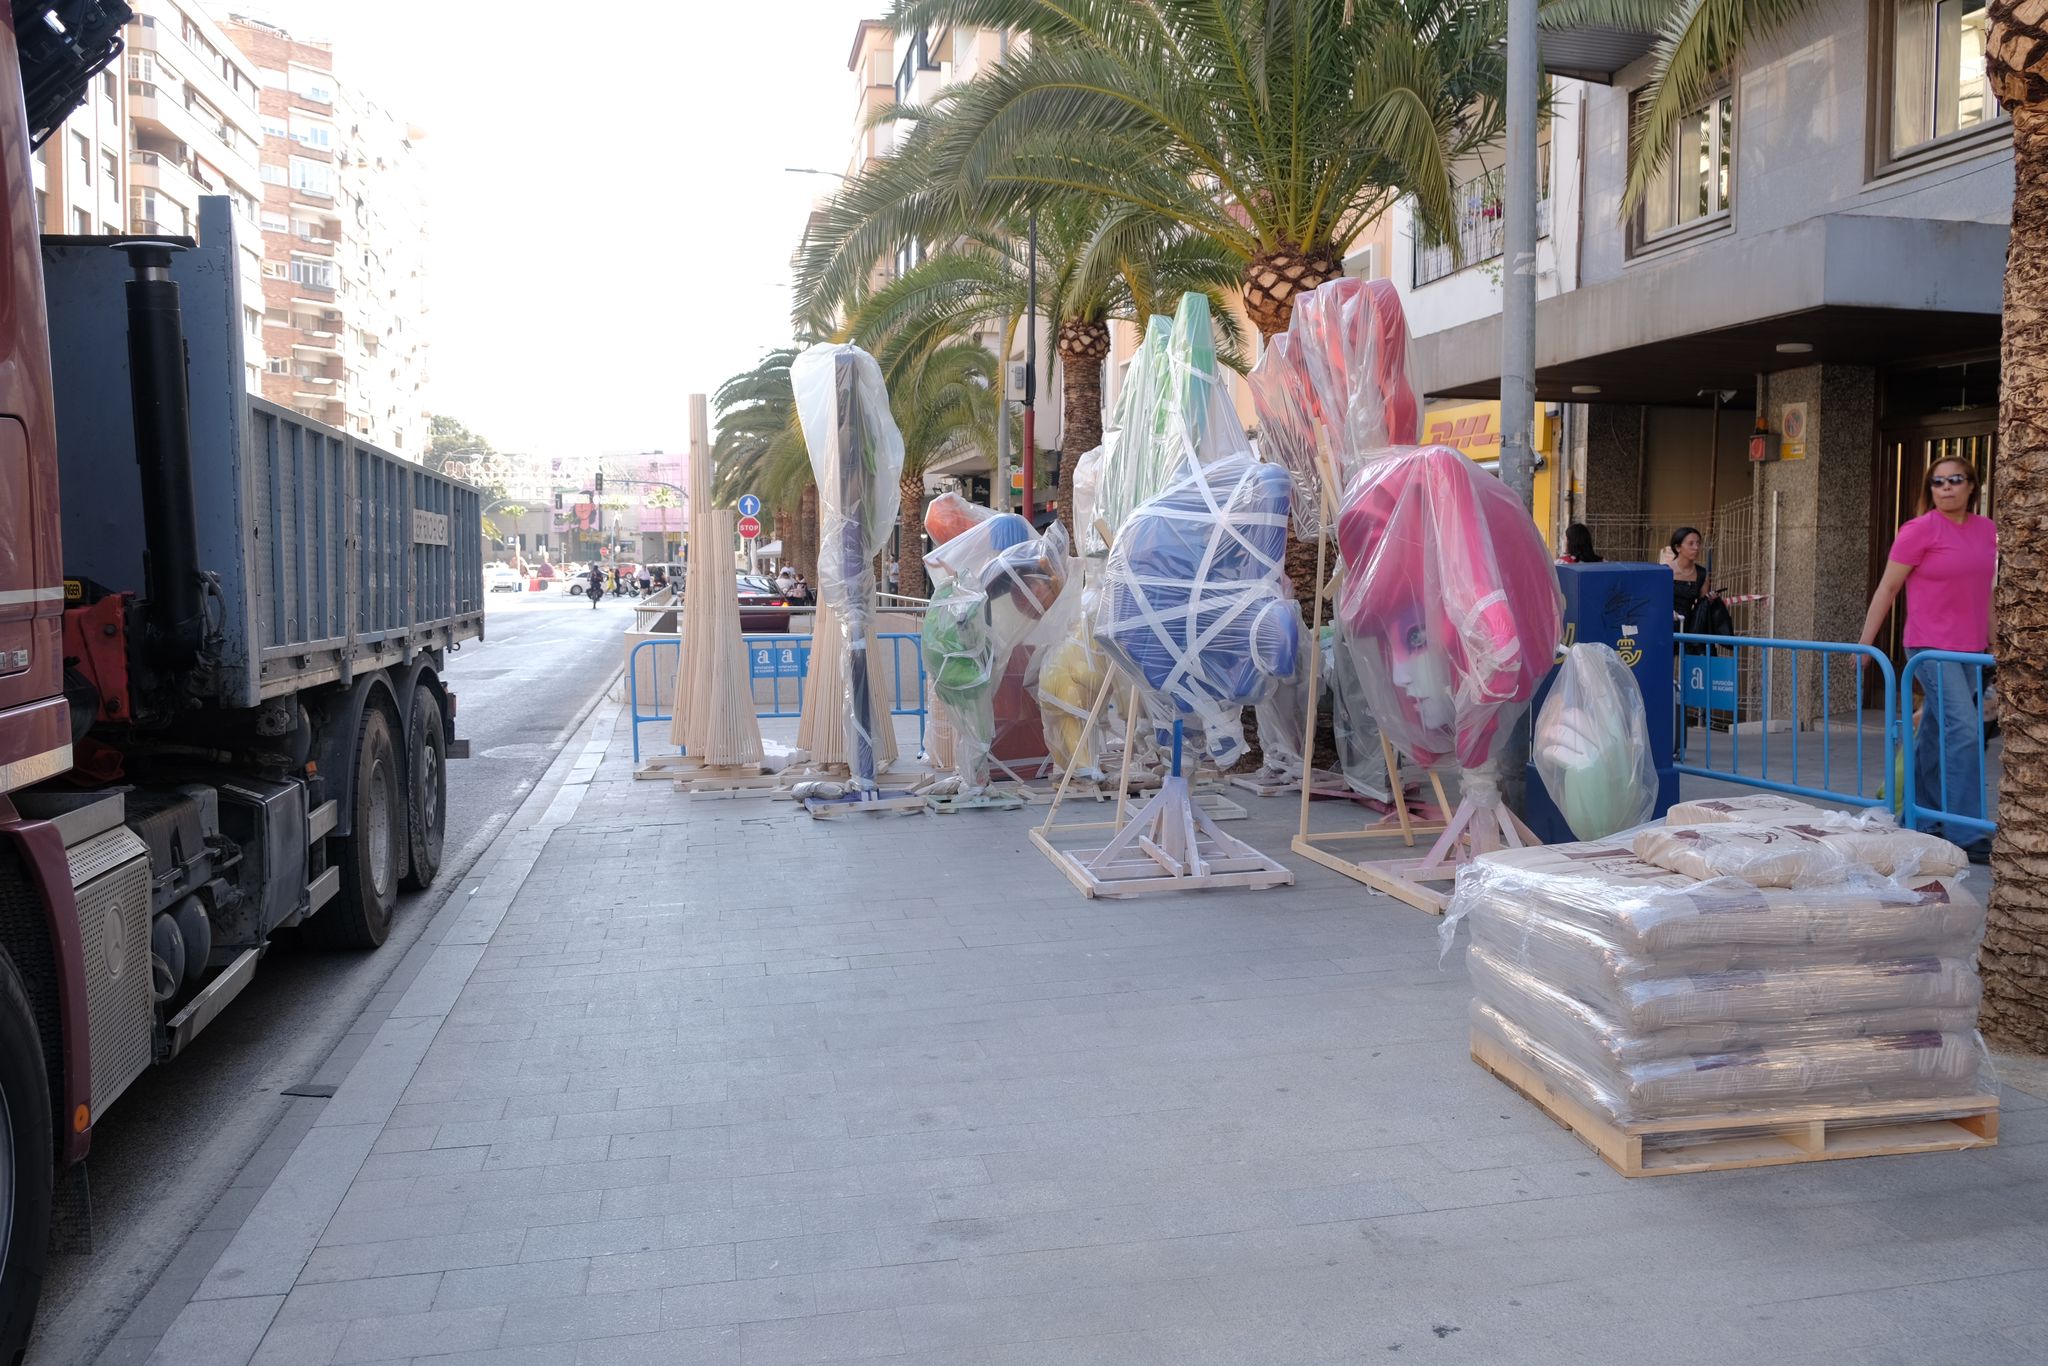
[233,0,875,459]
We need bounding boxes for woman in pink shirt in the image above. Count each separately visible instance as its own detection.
[1858,457,1997,853]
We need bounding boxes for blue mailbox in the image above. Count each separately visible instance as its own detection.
[1523,562,1679,843]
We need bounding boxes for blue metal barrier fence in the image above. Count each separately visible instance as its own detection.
[1898,649,1996,843]
[629,633,927,764]
[1672,633,1897,811]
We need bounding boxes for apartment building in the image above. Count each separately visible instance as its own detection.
[222,15,431,457]
[29,61,125,237]
[1403,0,2007,668]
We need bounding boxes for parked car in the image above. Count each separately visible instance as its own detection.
[736,574,793,631]
[486,565,523,593]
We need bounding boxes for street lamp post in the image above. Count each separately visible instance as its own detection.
[1499,0,1542,814]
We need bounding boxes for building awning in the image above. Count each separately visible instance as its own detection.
[925,445,993,481]
[1412,215,2007,407]
[1539,25,1660,84]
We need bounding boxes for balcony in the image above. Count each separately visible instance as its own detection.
[127,80,262,197]
[1413,154,1554,288]
[128,149,201,207]
[292,326,342,355]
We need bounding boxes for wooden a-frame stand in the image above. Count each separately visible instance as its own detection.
[1285,463,1539,915]
[1030,676,1292,899]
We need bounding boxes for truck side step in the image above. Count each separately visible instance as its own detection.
[164,948,259,1059]
[448,738,471,759]
[307,799,338,842]
[307,865,340,913]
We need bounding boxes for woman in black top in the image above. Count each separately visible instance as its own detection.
[1562,523,1602,563]
[1666,526,1711,627]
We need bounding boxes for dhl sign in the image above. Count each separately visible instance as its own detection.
[1423,401,1557,458]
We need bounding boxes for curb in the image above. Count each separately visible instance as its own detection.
[128,684,624,1366]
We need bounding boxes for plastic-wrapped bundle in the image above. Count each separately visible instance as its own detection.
[1447,841,1985,961]
[1248,278,1419,538]
[1664,793,1896,828]
[1335,445,1562,771]
[920,513,1076,791]
[1325,623,1392,800]
[1251,600,1313,780]
[1095,454,1298,768]
[791,344,903,789]
[1473,1002,1985,1118]
[1534,644,1658,840]
[1093,294,1246,551]
[1634,822,1967,885]
[1467,945,1982,1064]
[1070,445,1107,555]
[924,490,996,547]
[1037,590,1110,778]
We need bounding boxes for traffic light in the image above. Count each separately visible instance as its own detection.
[594,472,604,496]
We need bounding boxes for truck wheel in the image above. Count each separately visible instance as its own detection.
[310,707,401,948]
[401,688,447,892]
[0,949,53,1366]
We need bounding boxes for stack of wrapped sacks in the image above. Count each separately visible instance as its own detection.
[1448,795,1987,1123]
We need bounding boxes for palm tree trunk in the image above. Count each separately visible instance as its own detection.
[1056,319,1111,547]
[1247,251,1347,774]
[797,484,819,584]
[897,472,929,599]
[774,499,796,570]
[1982,98,2048,1049]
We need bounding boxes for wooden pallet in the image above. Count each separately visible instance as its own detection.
[1472,1029,1999,1177]
[925,790,1027,815]
[802,790,926,819]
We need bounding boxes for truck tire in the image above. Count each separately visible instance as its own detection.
[309,707,401,948]
[0,948,53,1366]
[400,688,447,892]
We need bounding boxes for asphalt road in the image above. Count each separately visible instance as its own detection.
[28,587,632,1366]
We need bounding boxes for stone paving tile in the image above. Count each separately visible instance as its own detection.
[146,712,2048,1366]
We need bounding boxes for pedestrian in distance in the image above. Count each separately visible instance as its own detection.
[1859,455,1997,858]
[1560,523,1603,564]
[586,563,605,609]
[888,557,901,593]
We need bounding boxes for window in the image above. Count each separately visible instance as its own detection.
[261,209,287,232]
[265,355,289,374]
[1639,91,1733,244]
[102,70,115,102]
[260,163,288,185]
[101,149,117,185]
[288,64,335,105]
[73,132,90,184]
[1888,0,2001,157]
[34,189,46,227]
[290,255,335,291]
[289,117,332,149]
[1413,143,1553,286]
[262,259,288,279]
[73,208,91,235]
[289,156,332,197]
[260,113,288,139]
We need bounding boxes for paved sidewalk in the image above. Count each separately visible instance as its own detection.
[138,706,2048,1366]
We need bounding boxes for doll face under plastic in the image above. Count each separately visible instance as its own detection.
[1388,612,1455,730]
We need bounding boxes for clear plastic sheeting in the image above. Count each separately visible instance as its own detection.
[1325,624,1392,800]
[1667,793,1897,830]
[1249,277,1419,536]
[1634,821,1968,885]
[1071,444,1107,555]
[1038,588,1110,778]
[1093,294,1246,552]
[1534,643,1658,840]
[792,344,905,789]
[1446,836,1992,1123]
[1251,600,1313,781]
[1096,453,1298,769]
[1335,444,1563,771]
[919,512,1076,792]
[924,490,997,548]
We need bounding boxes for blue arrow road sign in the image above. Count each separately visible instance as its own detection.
[738,494,761,519]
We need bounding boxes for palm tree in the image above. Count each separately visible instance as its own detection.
[887,339,1003,598]
[873,0,1508,339]
[830,203,1248,541]
[712,347,814,576]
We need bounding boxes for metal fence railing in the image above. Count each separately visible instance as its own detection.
[628,633,928,764]
[1899,649,1997,843]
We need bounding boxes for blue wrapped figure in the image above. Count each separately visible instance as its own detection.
[1095,453,1300,768]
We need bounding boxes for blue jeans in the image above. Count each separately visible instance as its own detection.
[1909,653,1988,848]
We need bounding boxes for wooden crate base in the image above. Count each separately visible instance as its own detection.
[1472,1028,1999,1177]
[1290,833,1454,912]
[1229,773,1296,798]
[925,791,1027,815]
[803,791,926,819]
[1030,827,1292,899]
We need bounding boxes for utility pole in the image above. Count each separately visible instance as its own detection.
[1021,213,1038,521]
[995,346,1011,514]
[1500,0,1539,512]
[1499,0,1541,813]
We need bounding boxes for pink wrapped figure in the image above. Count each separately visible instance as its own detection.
[1335,445,1563,772]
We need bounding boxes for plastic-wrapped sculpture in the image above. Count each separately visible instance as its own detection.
[791,343,902,805]
[1535,644,1659,840]
[1335,444,1563,776]
[920,509,1075,797]
[1249,277,1418,536]
[1096,453,1299,768]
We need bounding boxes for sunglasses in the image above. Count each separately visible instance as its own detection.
[1930,474,1972,489]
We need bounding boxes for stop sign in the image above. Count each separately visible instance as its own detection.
[737,514,761,539]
